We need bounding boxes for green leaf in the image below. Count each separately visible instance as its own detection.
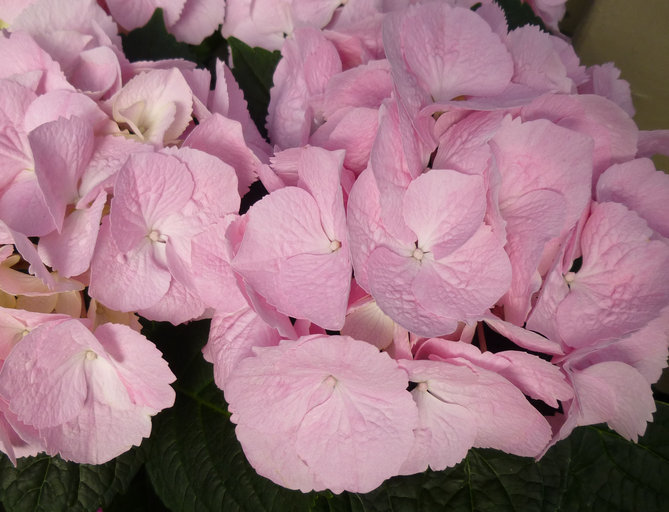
[0,447,143,512]
[539,402,669,512]
[226,37,282,138]
[121,9,196,63]
[493,0,548,30]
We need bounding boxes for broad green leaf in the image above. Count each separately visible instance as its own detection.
[227,37,282,138]
[0,447,143,512]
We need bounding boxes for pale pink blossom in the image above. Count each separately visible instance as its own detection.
[225,334,418,493]
[0,318,175,463]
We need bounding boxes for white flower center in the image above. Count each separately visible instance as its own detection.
[412,247,424,261]
[329,239,341,252]
[148,229,167,243]
[564,271,576,285]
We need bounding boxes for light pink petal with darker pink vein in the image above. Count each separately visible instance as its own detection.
[567,361,655,441]
[89,218,171,311]
[204,305,281,390]
[29,116,94,233]
[0,31,72,94]
[557,202,669,347]
[407,231,510,335]
[383,2,513,107]
[320,59,392,118]
[22,89,109,133]
[94,322,175,412]
[38,191,106,277]
[39,397,152,464]
[0,306,70,360]
[0,171,54,237]
[566,307,669,385]
[520,94,638,183]
[183,113,258,196]
[137,273,206,324]
[209,61,271,162]
[368,101,419,242]
[400,358,551,468]
[345,167,411,293]
[77,135,154,206]
[69,45,122,100]
[402,169,485,259]
[226,335,417,493]
[267,27,341,149]
[310,107,379,175]
[597,158,669,238]
[162,146,239,220]
[169,0,225,44]
[505,25,573,93]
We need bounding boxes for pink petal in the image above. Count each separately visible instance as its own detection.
[89,218,172,312]
[597,158,669,238]
[169,0,226,44]
[29,116,94,233]
[183,113,257,196]
[106,0,186,30]
[38,191,107,277]
[569,361,655,441]
[110,68,193,146]
[94,322,175,412]
[204,305,281,390]
[267,27,342,149]
[383,3,513,105]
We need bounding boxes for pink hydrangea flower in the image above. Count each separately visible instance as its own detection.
[225,334,418,493]
[0,317,175,464]
[233,146,351,330]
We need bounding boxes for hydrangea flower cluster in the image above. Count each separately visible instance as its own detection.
[1,0,668,496]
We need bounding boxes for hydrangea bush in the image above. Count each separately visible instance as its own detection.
[0,0,668,510]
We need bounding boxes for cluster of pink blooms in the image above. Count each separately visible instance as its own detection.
[1,0,668,496]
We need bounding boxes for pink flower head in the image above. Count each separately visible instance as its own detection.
[90,148,239,323]
[528,201,669,349]
[225,334,418,493]
[0,318,175,464]
[347,166,511,337]
[233,146,351,330]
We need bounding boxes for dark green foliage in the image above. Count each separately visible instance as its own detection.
[494,0,548,31]
[0,447,143,512]
[227,37,282,138]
